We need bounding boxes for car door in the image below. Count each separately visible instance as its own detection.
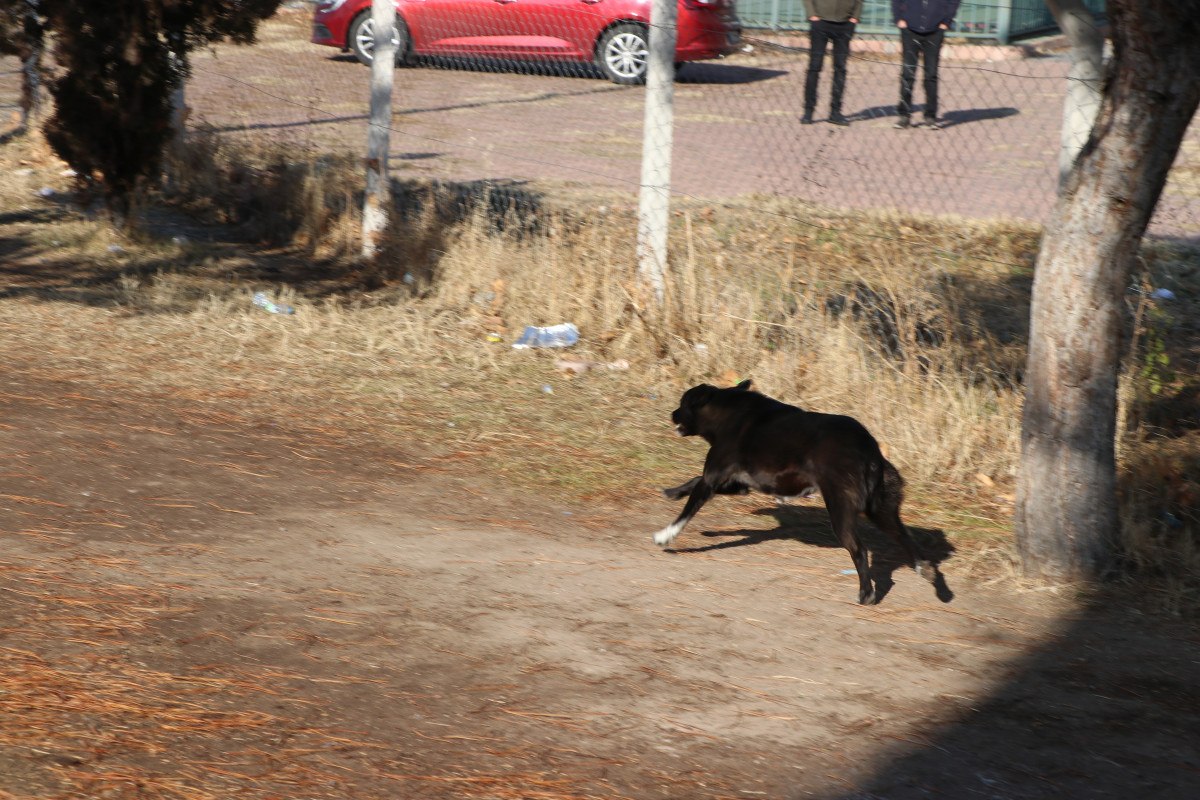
[409,0,513,55]
[500,0,613,59]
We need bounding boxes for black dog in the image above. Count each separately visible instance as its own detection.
[655,380,939,605]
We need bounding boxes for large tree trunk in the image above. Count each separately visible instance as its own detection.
[1014,0,1200,581]
[1046,0,1105,189]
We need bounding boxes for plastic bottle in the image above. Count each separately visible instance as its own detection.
[253,291,295,315]
[511,322,579,349]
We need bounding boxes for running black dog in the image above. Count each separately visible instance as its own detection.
[655,380,939,605]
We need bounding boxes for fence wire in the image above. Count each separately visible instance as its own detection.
[2,2,1197,244]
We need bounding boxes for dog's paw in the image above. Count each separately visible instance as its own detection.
[653,523,682,548]
[858,588,879,606]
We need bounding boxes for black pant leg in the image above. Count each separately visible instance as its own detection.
[805,20,830,114]
[898,27,918,118]
[922,29,944,120]
[829,23,853,115]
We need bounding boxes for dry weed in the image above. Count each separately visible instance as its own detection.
[2,128,1197,604]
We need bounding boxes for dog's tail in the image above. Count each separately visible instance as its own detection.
[866,458,906,518]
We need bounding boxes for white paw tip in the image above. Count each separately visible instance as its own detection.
[653,528,678,548]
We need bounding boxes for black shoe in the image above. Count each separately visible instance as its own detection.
[829,114,850,127]
[801,113,814,125]
[893,117,911,129]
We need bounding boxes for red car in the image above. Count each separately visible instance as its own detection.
[311,0,741,85]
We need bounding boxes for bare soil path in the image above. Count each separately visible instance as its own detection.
[3,365,1199,799]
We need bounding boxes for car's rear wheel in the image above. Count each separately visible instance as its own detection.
[348,12,412,67]
[596,23,649,85]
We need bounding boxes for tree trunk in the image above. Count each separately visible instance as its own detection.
[1046,0,1105,189]
[1014,0,1200,581]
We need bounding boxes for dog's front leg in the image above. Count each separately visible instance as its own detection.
[653,478,713,548]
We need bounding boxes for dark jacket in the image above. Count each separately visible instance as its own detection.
[804,0,864,22]
[892,0,961,33]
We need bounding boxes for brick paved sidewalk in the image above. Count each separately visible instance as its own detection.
[2,12,1196,238]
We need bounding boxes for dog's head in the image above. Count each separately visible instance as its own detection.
[671,379,752,438]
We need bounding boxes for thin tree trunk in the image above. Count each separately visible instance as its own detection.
[1014,0,1200,581]
[1046,0,1105,189]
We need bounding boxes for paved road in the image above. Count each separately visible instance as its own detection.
[4,11,1197,236]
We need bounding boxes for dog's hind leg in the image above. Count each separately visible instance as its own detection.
[867,463,937,584]
[823,491,875,605]
[664,476,751,501]
[868,506,937,584]
[662,476,702,500]
[653,479,713,547]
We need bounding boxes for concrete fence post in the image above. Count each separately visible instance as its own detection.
[636,0,678,306]
[362,0,397,260]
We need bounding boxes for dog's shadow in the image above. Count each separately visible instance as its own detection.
[667,504,956,604]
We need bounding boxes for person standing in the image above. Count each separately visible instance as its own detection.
[802,0,863,126]
[892,0,961,129]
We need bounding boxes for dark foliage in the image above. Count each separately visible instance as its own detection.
[36,0,281,220]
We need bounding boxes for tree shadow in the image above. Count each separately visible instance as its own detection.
[1140,379,1200,437]
[0,124,28,145]
[824,586,1200,798]
[665,502,955,605]
[0,176,549,308]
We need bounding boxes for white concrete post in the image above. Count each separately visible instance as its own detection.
[636,0,678,306]
[362,0,397,260]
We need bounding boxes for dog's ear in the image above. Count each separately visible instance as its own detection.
[733,379,752,391]
[683,383,716,407]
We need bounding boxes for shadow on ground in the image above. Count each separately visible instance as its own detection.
[318,52,786,87]
[0,177,546,307]
[659,499,1200,798]
[825,587,1200,800]
[853,104,1019,126]
[664,502,956,605]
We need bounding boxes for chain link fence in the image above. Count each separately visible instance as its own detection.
[2,1,1196,242]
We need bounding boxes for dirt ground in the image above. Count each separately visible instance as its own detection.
[2,9,1200,799]
[4,359,1199,799]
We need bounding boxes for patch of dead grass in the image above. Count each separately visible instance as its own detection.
[1,126,1197,612]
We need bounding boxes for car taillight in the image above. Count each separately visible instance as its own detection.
[682,0,724,7]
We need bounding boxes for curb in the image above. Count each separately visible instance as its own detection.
[743,31,1089,62]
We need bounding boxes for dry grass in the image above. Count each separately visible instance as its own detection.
[2,126,1198,611]
[0,544,632,800]
[1,120,1199,800]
